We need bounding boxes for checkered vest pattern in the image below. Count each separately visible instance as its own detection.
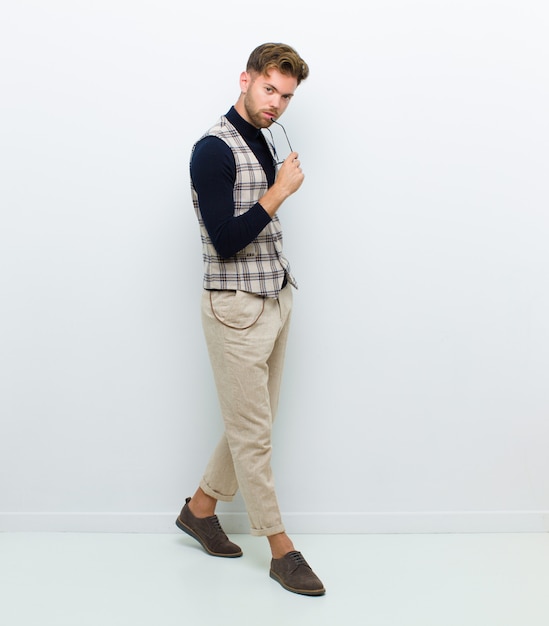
[191,115,297,298]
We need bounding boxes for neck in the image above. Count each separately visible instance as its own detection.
[234,97,255,127]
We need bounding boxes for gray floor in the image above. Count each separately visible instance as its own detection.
[1,531,548,626]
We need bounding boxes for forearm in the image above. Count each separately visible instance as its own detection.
[205,203,272,258]
[257,185,291,218]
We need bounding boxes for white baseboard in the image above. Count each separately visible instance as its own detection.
[1,511,548,534]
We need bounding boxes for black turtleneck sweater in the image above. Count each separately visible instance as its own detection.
[190,107,276,259]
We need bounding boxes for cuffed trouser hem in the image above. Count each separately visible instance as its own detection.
[199,478,235,503]
[250,522,286,537]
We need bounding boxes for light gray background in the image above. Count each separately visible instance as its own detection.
[1,0,548,533]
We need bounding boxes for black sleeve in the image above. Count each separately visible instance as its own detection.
[190,136,272,258]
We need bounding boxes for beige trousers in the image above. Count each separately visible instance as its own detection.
[199,285,293,536]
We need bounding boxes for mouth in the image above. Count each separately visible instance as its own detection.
[264,111,277,121]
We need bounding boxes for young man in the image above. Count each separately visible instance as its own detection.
[177,43,325,596]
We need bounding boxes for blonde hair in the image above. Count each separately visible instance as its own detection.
[246,43,309,85]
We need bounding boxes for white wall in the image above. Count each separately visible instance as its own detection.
[1,0,548,533]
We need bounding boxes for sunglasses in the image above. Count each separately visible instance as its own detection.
[265,119,294,166]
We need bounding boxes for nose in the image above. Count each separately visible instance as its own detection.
[269,93,283,110]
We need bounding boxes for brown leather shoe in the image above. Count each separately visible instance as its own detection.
[270,551,326,596]
[175,497,243,558]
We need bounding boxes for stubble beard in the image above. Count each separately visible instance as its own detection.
[244,93,273,129]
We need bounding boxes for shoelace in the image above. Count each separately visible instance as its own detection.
[287,551,308,567]
[209,516,226,535]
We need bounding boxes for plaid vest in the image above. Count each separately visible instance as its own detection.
[191,116,297,298]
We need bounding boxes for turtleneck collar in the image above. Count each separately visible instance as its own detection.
[226,106,262,140]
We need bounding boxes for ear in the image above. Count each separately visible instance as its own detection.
[239,71,250,93]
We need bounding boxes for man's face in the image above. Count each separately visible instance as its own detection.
[239,69,298,129]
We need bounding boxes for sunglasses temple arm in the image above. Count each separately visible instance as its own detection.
[271,119,293,153]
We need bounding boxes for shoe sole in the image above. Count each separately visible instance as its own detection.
[175,517,243,558]
[269,570,326,596]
